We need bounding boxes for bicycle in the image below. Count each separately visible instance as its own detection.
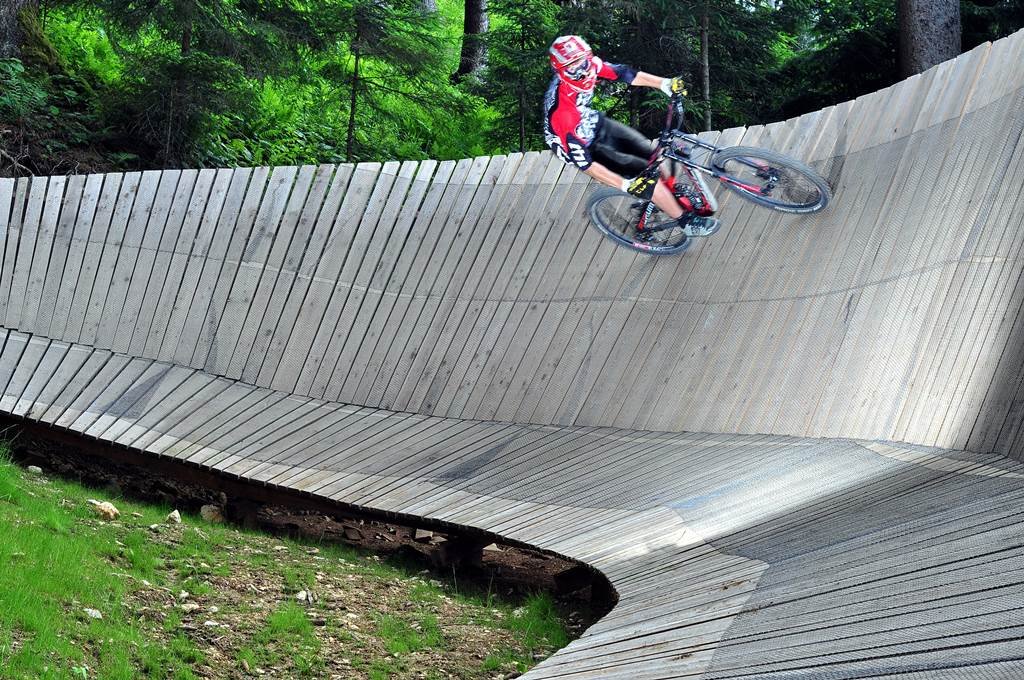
[586,92,832,255]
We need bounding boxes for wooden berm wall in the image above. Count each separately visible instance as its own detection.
[0,28,1022,680]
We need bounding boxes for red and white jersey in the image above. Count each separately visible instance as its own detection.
[543,57,636,170]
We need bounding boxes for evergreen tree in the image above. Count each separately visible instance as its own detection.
[323,0,460,161]
[56,0,338,165]
[482,0,558,152]
[557,0,802,133]
[962,0,1024,49]
[764,0,898,121]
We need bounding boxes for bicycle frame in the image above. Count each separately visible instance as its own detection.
[646,95,777,199]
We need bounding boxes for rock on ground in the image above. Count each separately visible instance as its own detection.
[87,499,120,521]
[200,505,224,523]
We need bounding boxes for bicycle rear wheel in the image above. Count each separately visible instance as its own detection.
[711,146,831,214]
[586,187,690,255]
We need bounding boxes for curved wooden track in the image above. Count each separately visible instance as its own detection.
[2,30,1024,678]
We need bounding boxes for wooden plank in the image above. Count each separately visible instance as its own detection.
[53,353,135,429]
[194,394,315,470]
[154,385,271,459]
[321,161,430,402]
[372,155,491,405]
[93,170,165,349]
[0,335,51,412]
[31,175,84,334]
[268,163,381,393]
[0,179,28,323]
[150,169,229,362]
[66,357,156,433]
[423,153,547,415]
[17,342,90,419]
[240,164,345,385]
[0,178,14,326]
[122,373,228,450]
[302,161,406,398]
[344,160,458,406]
[224,165,318,379]
[189,166,273,370]
[60,174,121,342]
[122,169,198,356]
[455,156,589,420]
[202,165,299,376]
[6,177,54,329]
[170,167,256,367]
[97,365,196,442]
[245,406,387,483]
[393,155,522,413]
[77,172,143,346]
[46,174,104,340]
[37,348,112,424]
[82,361,178,439]
[462,155,585,420]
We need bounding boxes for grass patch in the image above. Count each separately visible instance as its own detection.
[507,593,571,650]
[237,601,323,676]
[374,612,444,655]
[0,446,575,678]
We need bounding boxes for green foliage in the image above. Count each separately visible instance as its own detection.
[4,0,492,169]
[963,0,1024,49]
[43,6,123,85]
[237,601,323,676]
[374,612,444,654]
[477,593,570,674]
[0,449,24,504]
[0,59,48,121]
[482,0,559,152]
[761,0,899,121]
[16,4,64,70]
[0,456,569,677]
[110,50,250,166]
[505,593,570,651]
[3,0,1024,174]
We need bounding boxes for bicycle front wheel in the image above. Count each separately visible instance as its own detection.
[711,146,831,214]
[586,187,691,256]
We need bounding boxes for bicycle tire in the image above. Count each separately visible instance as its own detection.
[710,146,831,214]
[586,187,691,256]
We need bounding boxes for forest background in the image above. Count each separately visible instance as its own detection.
[0,0,1022,176]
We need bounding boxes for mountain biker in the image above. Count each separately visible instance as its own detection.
[544,35,720,240]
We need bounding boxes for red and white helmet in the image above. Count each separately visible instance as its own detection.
[549,35,596,90]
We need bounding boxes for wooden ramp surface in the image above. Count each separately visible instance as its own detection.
[2,29,1024,679]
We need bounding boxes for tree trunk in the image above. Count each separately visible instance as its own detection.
[181,21,192,55]
[517,24,525,152]
[899,0,961,77]
[701,6,711,131]
[518,84,525,152]
[0,0,36,59]
[347,47,361,161]
[454,0,488,81]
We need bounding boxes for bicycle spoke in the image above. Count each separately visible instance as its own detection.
[710,146,830,213]
[587,189,690,254]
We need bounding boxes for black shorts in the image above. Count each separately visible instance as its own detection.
[590,117,656,178]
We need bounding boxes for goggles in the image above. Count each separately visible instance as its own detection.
[565,57,592,80]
